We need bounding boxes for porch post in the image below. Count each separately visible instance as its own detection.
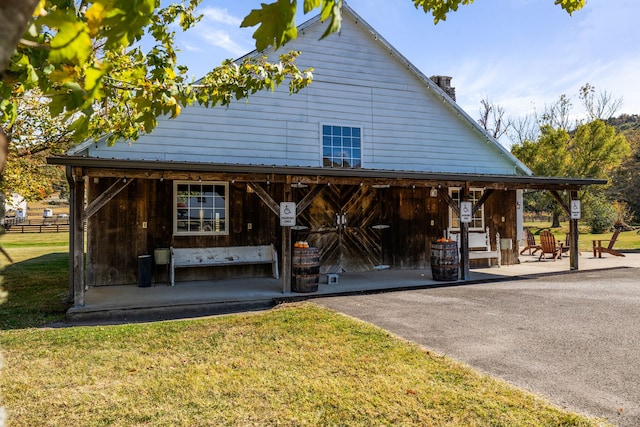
[569,190,579,270]
[460,185,470,280]
[72,172,86,307]
[281,176,292,293]
[549,190,575,271]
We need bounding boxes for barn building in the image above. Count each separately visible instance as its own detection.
[48,4,603,309]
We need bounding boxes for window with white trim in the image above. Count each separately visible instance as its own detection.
[174,181,229,235]
[322,125,361,168]
[449,188,485,231]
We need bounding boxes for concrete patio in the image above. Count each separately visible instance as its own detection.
[66,251,640,323]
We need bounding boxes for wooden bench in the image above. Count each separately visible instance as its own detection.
[449,227,501,267]
[170,245,279,286]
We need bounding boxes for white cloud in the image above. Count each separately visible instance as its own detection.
[202,30,248,58]
[199,7,242,27]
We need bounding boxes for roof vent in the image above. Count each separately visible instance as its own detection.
[430,75,456,101]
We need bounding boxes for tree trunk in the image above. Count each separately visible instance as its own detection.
[0,0,40,71]
[551,210,561,228]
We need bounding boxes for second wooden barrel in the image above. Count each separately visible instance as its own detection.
[292,247,320,292]
[430,241,459,281]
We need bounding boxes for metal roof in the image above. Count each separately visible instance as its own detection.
[47,155,606,190]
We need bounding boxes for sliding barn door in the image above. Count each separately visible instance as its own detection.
[296,184,389,273]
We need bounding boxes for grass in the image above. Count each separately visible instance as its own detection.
[523,221,640,253]
[0,230,624,425]
[0,304,608,426]
[0,232,70,329]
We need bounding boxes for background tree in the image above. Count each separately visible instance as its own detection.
[579,83,623,122]
[511,125,572,227]
[478,98,510,140]
[1,89,73,201]
[511,119,629,232]
[606,115,640,223]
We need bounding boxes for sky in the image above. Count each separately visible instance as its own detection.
[167,0,640,125]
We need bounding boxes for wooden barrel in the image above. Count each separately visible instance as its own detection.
[292,247,320,292]
[430,241,459,281]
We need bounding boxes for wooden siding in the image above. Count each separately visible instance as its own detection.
[85,176,519,286]
[84,10,521,176]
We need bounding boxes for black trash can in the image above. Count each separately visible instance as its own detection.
[138,254,152,287]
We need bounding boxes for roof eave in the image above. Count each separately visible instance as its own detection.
[47,155,606,189]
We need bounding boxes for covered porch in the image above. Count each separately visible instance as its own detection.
[66,252,638,323]
[47,156,607,313]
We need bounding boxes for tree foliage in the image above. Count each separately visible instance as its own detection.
[607,115,640,223]
[512,119,629,229]
[1,89,73,200]
[1,0,313,149]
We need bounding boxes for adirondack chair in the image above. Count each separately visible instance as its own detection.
[538,230,563,261]
[563,233,576,256]
[520,229,542,255]
[592,226,625,258]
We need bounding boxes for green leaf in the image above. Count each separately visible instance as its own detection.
[320,0,342,39]
[39,11,92,66]
[89,0,156,49]
[554,0,585,14]
[303,0,321,13]
[413,0,474,24]
[84,65,111,100]
[241,0,298,51]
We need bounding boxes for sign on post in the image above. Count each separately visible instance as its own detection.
[570,200,581,219]
[460,201,472,223]
[280,202,296,226]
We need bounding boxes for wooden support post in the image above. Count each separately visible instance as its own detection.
[73,173,86,307]
[460,185,470,280]
[570,190,579,271]
[550,189,578,271]
[282,176,292,293]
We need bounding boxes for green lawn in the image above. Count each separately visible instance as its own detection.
[0,232,70,329]
[523,221,640,252]
[1,303,608,426]
[0,231,624,425]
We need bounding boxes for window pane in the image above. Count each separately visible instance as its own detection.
[449,188,484,230]
[175,181,228,235]
[322,125,362,169]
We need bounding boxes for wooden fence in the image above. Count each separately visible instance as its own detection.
[3,223,70,233]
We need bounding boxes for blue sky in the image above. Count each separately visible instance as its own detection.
[168,0,640,123]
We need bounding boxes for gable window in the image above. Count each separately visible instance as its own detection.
[449,188,485,231]
[322,125,361,168]
[174,181,229,235]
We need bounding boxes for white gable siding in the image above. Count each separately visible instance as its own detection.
[86,10,521,175]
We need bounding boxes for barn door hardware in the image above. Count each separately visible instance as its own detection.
[333,212,348,229]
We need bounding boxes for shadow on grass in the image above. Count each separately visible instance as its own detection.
[0,253,71,330]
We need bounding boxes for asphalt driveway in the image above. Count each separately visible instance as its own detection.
[314,267,640,426]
